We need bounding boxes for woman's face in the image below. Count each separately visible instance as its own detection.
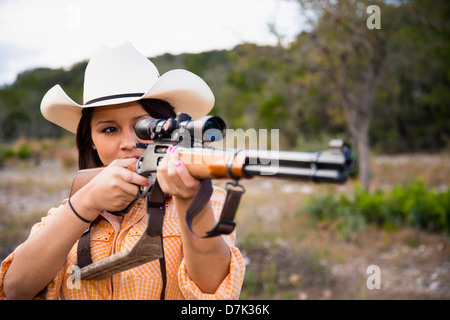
[90,101,153,166]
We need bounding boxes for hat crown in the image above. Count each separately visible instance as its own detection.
[83,42,159,105]
[40,42,214,134]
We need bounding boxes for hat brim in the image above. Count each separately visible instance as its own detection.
[40,69,215,134]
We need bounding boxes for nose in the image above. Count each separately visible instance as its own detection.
[120,128,138,151]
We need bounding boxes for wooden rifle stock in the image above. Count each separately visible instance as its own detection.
[70,167,103,198]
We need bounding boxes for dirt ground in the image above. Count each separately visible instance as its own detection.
[0,152,449,300]
[226,153,450,299]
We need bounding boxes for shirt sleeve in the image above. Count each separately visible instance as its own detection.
[177,186,246,300]
[0,202,67,300]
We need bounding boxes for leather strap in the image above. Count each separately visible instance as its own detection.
[185,180,245,238]
[77,223,93,268]
[145,180,167,300]
[158,254,167,300]
[146,180,166,237]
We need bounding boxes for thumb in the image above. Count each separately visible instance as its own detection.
[109,158,138,169]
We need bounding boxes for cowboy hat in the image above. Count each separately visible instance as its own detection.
[40,42,215,134]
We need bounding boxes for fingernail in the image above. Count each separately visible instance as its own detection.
[167,146,173,153]
[170,146,176,154]
[175,161,182,168]
[147,180,150,186]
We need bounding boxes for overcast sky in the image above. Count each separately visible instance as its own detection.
[0,0,302,85]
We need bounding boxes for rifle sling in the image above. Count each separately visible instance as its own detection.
[185,180,245,238]
[74,178,244,297]
[76,223,93,268]
[145,179,167,300]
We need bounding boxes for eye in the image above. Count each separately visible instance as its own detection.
[102,126,118,134]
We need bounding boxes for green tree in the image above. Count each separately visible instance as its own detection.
[290,0,405,189]
[371,0,450,152]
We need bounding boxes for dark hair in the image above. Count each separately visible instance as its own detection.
[76,99,176,169]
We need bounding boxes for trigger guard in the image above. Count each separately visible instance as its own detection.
[138,184,151,198]
[137,173,156,198]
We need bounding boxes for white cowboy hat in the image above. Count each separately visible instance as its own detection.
[40,42,215,134]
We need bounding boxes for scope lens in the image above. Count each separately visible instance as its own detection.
[135,118,155,140]
[204,130,217,141]
[202,117,226,142]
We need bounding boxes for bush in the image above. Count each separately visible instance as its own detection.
[304,180,450,236]
[0,145,15,164]
[0,138,46,165]
[354,187,387,226]
[16,143,32,159]
[305,192,365,240]
[404,182,449,233]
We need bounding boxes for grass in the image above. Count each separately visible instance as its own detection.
[232,152,450,299]
[1,138,449,299]
[0,139,77,259]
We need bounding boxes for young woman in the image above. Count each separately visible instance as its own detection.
[0,42,245,300]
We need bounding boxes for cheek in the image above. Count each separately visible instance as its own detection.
[92,136,119,165]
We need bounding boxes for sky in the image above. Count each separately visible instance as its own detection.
[0,0,303,85]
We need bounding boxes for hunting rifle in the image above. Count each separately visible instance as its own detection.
[70,112,353,280]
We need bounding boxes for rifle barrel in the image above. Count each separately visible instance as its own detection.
[244,149,351,171]
[243,164,348,183]
[240,146,351,183]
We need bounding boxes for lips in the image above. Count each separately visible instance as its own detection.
[123,155,141,160]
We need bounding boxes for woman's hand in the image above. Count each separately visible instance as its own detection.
[157,146,231,294]
[75,158,149,217]
[156,146,201,202]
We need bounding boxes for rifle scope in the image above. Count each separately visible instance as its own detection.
[135,113,226,143]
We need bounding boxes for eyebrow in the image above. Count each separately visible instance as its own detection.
[95,114,152,126]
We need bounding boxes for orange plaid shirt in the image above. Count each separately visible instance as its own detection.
[0,186,245,300]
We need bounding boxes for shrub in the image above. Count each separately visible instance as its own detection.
[354,187,387,226]
[305,192,365,240]
[16,143,32,159]
[304,180,450,236]
[405,182,448,232]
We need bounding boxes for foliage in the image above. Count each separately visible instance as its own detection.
[0,62,86,140]
[305,180,450,239]
[0,0,448,157]
[304,191,366,240]
[370,0,450,153]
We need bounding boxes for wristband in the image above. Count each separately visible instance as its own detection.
[68,198,93,224]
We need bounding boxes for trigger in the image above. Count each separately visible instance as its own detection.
[138,174,156,198]
[138,184,151,198]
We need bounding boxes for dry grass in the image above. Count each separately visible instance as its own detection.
[225,152,450,299]
[1,150,449,299]
[0,150,77,259]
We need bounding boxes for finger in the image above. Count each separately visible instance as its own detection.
[166,147,180,178]
[174,160,200,190]
[121,168,149,187]
[110,158,138,168]
[156,147,183,194]
[167,147,198,188]
[119,181,142,198]
[104,169,143,196]
[106,159,149,187]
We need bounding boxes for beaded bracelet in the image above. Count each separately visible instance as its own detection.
[68,198,93,224]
